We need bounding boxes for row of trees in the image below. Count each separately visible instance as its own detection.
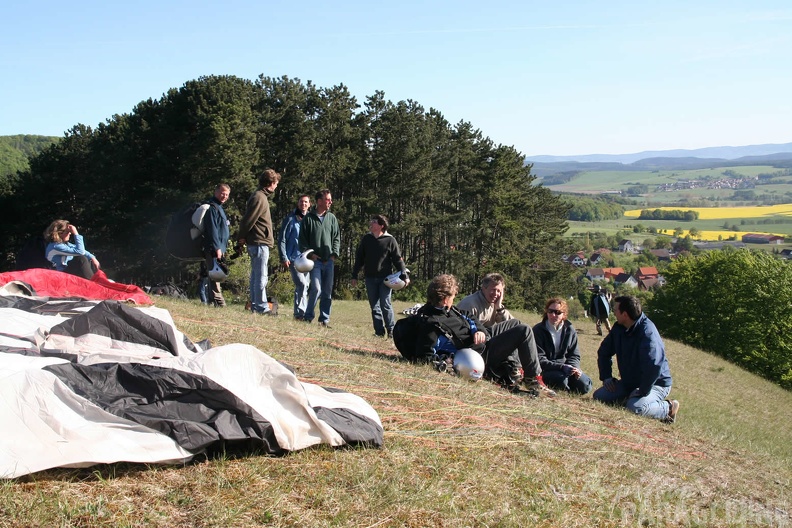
[565,195,625,222]
[0,75,576,310]
[638,209,699,221]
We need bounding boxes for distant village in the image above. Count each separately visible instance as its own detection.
[654,175,756,193]
[564,232,790,292]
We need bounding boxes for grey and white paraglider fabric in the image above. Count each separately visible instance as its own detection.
[294,249,315,273]
[0,294,383,479]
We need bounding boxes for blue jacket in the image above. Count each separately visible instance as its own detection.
[202,198,229,255]
[597,312,672,396]
[45,234,96,271]
[278,209,304,262]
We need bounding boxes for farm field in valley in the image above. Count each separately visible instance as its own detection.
[545,163,792,244]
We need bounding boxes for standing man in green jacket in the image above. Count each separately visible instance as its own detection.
[298,189,340,327]
[238,169,281,316]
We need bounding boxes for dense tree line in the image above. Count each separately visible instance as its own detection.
[638,208,699,221]
[648,249,792,390]
[0,75,576,310]
[564,195,625,222]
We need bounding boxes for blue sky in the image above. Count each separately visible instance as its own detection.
[1,1,790,156]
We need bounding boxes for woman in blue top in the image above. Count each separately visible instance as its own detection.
[44,219,100,279]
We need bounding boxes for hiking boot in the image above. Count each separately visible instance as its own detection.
[523,376,557,398]
[664,400,680,423]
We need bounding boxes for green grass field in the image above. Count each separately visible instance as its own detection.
[2,298,790,527]
[546,165,782,195]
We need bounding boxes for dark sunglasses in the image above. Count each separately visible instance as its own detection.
[547,309,564,316]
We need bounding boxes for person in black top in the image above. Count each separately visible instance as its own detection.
[352,214,409,337]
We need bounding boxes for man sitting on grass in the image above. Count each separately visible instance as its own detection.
[408,274,556,397]
[593,295,680,423]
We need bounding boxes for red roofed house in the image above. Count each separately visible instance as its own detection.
[635,267,659,281]
[602,267,625,282]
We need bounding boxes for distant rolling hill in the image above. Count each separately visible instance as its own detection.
[529,144,792,179]
[527,141,792,164]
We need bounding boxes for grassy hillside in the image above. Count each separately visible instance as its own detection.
[0,135,59,176]
[2,298,790,526]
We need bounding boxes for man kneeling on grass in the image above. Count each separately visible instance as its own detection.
[409,274,556,397]
[593,295,680,423]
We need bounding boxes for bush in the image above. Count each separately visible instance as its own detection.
[648,250,792,390]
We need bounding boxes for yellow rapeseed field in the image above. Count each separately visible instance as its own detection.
[653,229,780,241]
[624,203,792,219]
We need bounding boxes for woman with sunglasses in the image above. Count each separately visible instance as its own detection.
[43,219,100,280]
[533,297,593,394]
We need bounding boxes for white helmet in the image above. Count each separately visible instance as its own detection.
[384,269,409,290]
[207,259,229,282]
[453,348,485,381]
[294,250,314,273]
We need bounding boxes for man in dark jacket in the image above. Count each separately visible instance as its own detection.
[238,169,281,315]
[589,284,612,335]
[351,214,409,338]
[533,297,592,394]
[202,183,231,306]
[412,274,555,397]
[593,295,680,423]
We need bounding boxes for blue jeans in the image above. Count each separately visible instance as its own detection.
[289,264,310,318]
[248,244,271,314]
[593,379,672,421]
[364,277,394,335]
[306,259,334,323]
[199,277,210,304]
[542,369,593,394]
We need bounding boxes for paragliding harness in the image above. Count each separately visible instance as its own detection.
[393,307,461,374]
[165,200,220,261]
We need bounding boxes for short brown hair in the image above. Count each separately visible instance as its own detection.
[427,274,459,306]
[259,169,281,188]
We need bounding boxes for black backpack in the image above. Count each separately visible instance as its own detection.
[392,312,455,362]
[392,314,426,361]
[165,201,216,261]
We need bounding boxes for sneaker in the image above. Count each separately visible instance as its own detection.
[523,376,557,398]
[665,400,680,423]
[319,322,331,328]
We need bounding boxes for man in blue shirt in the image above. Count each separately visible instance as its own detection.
[593,295,680,423]
[278,194,311,320]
